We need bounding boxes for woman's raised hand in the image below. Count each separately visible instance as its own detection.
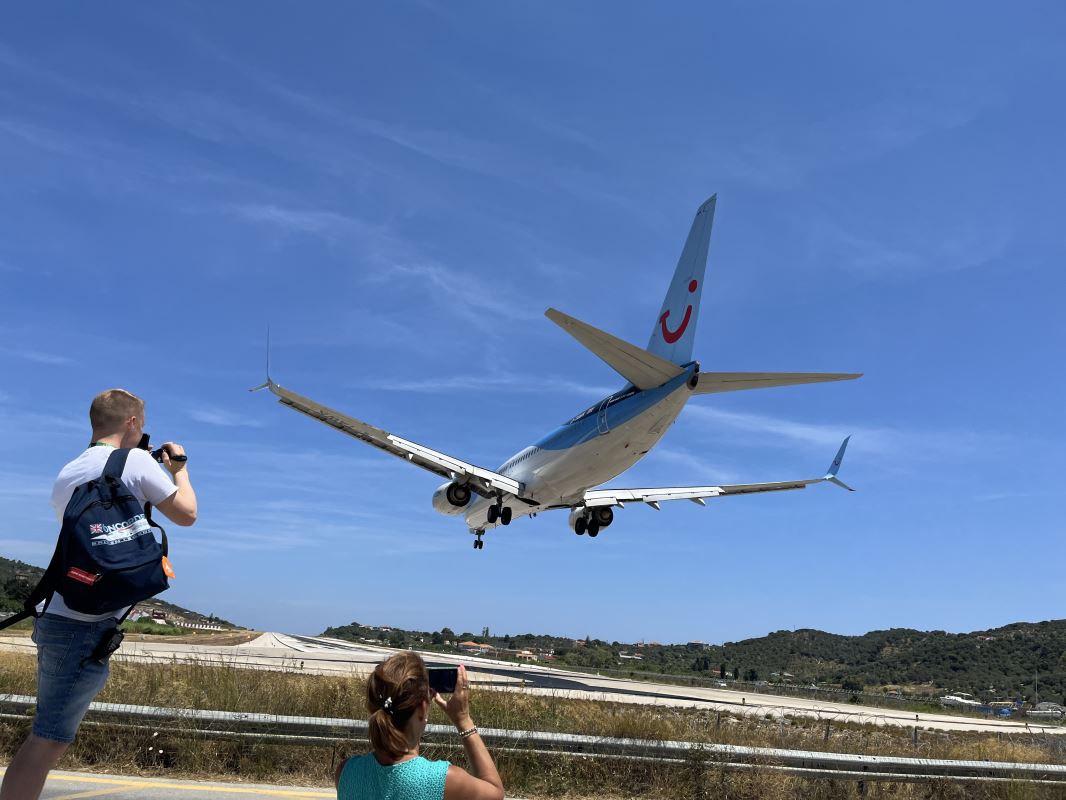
[432,664,473,729]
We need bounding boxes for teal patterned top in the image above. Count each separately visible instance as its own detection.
[337,753,450,800]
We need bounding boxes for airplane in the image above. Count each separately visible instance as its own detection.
[253,195,861,550]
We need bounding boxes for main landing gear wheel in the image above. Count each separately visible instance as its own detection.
[574,517,587,535]
[501,506,512,525]
[487,505,499,524]
[588,521,600,538]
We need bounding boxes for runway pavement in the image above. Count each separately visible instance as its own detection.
[2,631,1062,736]
[0,768,333,799]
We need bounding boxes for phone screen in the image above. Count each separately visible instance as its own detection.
[427,667,458,694]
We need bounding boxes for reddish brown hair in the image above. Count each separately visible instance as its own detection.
[89,389,143,435]
[366,651,429,760]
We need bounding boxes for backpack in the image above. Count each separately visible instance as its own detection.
[0,448,170,629]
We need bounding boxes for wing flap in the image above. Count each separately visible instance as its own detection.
[692,372,862,395]
[582,437,853,508]
[584,480,813,507]
[546,308,684,390]
[262,380,522,498]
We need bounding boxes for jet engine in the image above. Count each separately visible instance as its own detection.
[431,481,473,515]
[568,506,614,536]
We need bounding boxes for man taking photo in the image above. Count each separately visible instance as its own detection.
[1,388,197,800]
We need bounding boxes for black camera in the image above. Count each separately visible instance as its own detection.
[137,433,188,463]
[89,627,125,664]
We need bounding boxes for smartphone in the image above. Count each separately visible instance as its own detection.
[427,667,458,694]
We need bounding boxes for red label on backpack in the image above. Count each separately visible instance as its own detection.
[66,567,101,586]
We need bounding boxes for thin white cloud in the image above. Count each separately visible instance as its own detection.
[365,261,543,324]
[0,345,72,366]
[188,407,266,428]
[0,404,84,433]
[226,203,357,237]
[806,215,1014,281]
[645,447,741,484]
[357,373,613,398]
[718,95,995,190]
[684,404,1003,463]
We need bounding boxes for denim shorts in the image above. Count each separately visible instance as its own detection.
[31,614,114,743]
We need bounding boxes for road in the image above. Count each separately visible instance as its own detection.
[0,769,331,799]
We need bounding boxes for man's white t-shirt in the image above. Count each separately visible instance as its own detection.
[47,446,178,621]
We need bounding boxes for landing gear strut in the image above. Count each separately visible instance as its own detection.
[487,497,512,526]
[473,531,484,550]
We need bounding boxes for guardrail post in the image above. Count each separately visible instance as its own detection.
[823,720,830,742]
[912,726,919,747]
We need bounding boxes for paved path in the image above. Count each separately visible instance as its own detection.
[1,769,332,799]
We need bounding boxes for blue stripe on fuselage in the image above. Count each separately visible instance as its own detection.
[534,364,696,452]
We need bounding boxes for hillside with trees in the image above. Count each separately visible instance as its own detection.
[0,555,239,628]
[323,618,1066,704]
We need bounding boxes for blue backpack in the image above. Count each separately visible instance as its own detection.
[0,448,170,628]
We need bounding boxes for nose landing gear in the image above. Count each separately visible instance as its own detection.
[472,531,485,550]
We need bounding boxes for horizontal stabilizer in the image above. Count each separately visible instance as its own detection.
[545,308,684,390]
[692,372,862,395]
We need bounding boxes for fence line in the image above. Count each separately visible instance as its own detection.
[2,693,1065,784]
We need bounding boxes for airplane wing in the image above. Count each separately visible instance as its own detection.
[253,378,523,499]
[692,372,862,395]
[582,437,854,509]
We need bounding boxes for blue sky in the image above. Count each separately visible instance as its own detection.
[2,3,1063,644]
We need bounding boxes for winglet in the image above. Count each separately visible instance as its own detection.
[249,325,274,392]
[824,436,854,491]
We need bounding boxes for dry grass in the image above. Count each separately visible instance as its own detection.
[2,651,1064,799]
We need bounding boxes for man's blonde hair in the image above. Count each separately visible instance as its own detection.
[89,389,144,435]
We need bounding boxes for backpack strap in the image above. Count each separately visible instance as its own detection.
[0,536,64,630]
[102,447,132,481]
[144,502,168,557]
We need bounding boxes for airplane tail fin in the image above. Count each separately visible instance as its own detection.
[647,195,716,365]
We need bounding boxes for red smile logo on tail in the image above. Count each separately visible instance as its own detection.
[659,279,698,344]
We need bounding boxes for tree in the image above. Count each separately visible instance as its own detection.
[744,668,758,682]
[431,631,444,645]
[720,664,726,679]
[733,666,740,680]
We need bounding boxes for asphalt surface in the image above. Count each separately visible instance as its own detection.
[1,769,333,799]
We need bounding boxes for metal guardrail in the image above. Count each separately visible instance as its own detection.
[3,694,1066,784]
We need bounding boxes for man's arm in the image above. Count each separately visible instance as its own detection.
[153,443,197,526]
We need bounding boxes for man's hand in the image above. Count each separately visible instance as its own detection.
[158,443,187,475]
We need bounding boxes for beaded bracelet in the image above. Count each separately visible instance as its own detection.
[458,726,479,739]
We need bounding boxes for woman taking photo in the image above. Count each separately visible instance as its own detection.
[336,652,505,800]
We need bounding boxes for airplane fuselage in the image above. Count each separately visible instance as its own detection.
[462,363,699,531]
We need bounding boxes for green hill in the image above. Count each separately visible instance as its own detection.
[324,619,1066,704]
[0,554,240,628]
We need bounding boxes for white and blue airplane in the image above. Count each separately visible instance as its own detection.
[255,196,860,549]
